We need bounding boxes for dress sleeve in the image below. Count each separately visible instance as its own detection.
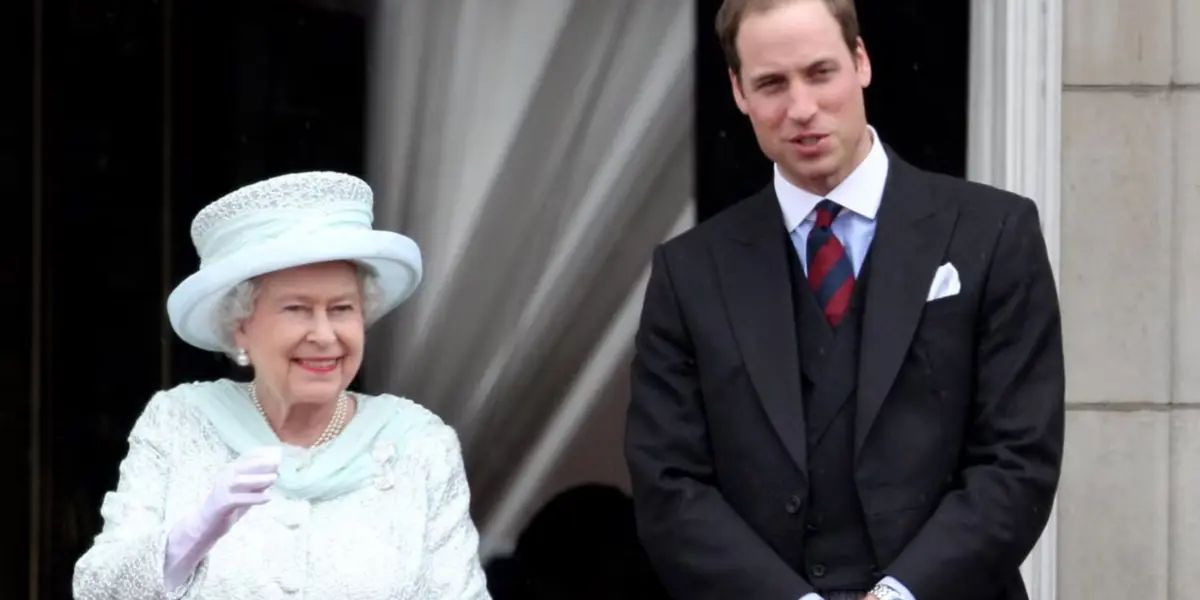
[73,391,205,600]
[415,423,491,599]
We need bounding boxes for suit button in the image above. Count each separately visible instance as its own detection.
[811,564,826,578]
[785,495,803,514]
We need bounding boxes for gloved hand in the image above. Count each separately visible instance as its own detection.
[163,446,283,592]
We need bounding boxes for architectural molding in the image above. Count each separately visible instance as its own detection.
[967,0,1062,599]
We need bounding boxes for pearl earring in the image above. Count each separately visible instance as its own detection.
[235,348,250,367]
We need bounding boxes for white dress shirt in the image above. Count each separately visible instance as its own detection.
[777,125,888,277]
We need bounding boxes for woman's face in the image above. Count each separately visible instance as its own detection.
[234,261,365,406]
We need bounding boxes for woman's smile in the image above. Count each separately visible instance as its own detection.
[293,357,341,374]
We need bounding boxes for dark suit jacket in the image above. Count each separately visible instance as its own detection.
[624,150,1065,600]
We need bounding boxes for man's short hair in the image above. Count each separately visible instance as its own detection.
[715,0,861,77]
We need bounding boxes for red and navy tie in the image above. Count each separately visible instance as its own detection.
[806,199,855,326]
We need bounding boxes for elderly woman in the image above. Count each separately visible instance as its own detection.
[73,172,490,599]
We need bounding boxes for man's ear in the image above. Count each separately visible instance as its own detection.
[854,37,872,88]
[729,67,749,115]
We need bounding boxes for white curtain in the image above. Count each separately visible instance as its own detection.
[364,0,695,536]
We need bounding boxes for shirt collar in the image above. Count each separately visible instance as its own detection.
[774,125,890,232]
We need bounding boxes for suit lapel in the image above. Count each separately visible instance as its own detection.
[713,188,808,476]
[855,151,958,457]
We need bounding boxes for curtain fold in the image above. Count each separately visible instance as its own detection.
[365,0,695,526]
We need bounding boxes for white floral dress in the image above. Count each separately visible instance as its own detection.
[72,380,491,600]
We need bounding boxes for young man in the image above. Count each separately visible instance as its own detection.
[623,1,1065,599]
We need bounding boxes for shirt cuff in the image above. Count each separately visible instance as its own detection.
[878,576,917,600]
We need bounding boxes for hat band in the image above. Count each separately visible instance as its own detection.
[198,208,372,267]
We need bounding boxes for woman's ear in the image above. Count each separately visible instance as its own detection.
[232,319,250,351]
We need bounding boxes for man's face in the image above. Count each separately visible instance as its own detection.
[729,0,873,196]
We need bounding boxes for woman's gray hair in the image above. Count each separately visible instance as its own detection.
[215,262,384,358]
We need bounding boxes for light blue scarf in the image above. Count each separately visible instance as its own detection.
[181,379,435,501]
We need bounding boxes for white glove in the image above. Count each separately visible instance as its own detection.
[163,446,282,592]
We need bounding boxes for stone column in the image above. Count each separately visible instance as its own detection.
[1059,0,1199,597]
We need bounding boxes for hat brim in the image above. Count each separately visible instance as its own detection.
[167,229,421,352]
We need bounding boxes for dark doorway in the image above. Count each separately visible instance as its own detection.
[695,0,971,221]
[0,0,36,596]
[6,1,368,596]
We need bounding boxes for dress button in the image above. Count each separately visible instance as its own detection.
[278,509,301,529]
[279,500,310,529]
[785,495,803,514]
[811,564,826,578]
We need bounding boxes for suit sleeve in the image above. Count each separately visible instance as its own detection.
[883,199,1065,600]
[624,245,816,600]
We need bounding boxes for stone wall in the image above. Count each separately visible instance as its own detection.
[1059,0,1200,597]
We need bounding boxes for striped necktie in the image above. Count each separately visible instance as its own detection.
[806,199,855,326]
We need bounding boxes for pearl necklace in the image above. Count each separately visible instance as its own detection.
[248,382,349,448]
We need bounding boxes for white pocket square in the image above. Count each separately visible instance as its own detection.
[926,262,961,302]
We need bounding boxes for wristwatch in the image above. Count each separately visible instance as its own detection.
[869,583,905,600]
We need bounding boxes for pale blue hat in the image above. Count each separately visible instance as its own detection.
[167,171,422,352]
